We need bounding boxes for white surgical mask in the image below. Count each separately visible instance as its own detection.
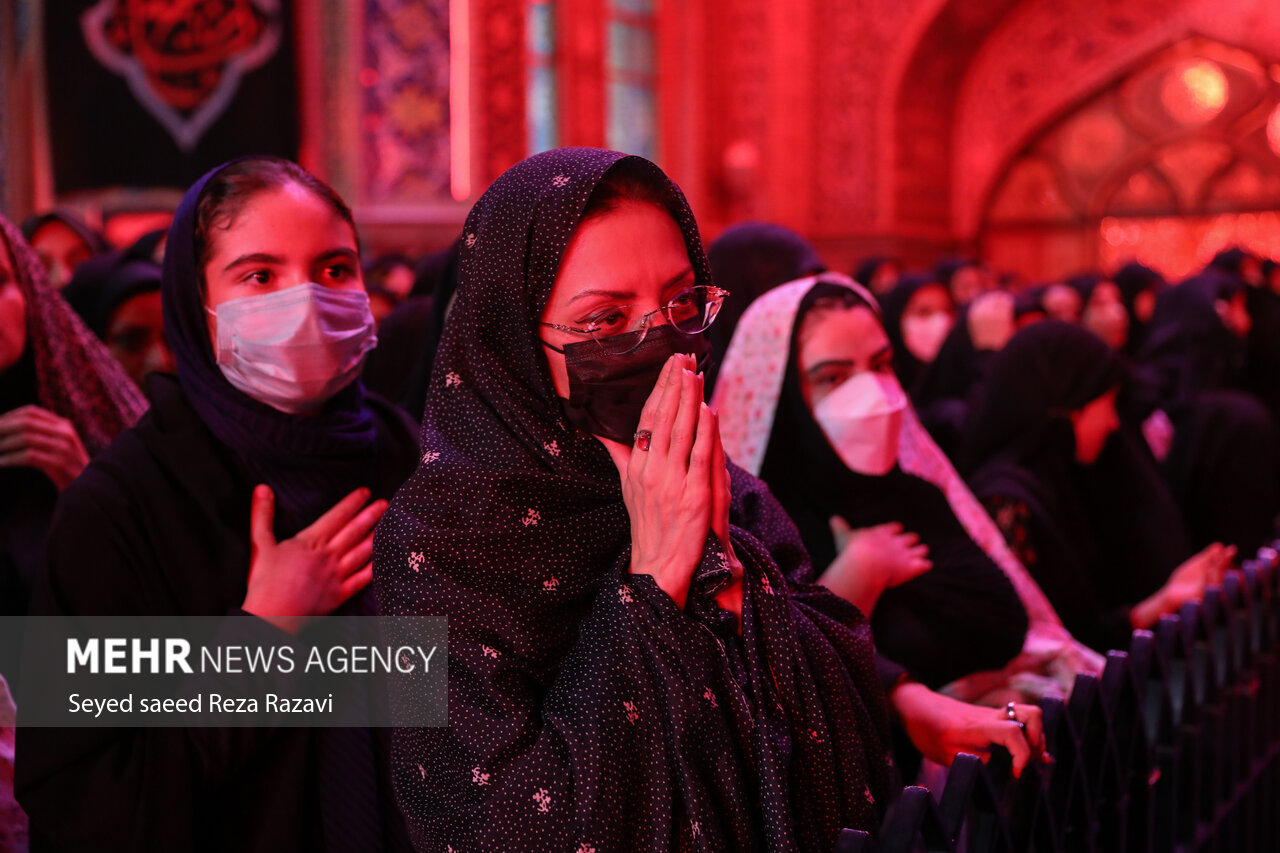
[813,372,908,476]
[901,313,952,363]
[210,283,377,414]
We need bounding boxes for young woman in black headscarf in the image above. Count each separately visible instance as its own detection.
[963,321,1236,653]
[876,272,954,396]
[374,149,1046,852]
[713,274,1098,703]
[17,156,416,852]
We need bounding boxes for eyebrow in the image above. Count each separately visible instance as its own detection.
[567,266,695,304]
[805,359,853,378]
[805,345,893,378]
[222,247,359,272]
[223,252,283,272]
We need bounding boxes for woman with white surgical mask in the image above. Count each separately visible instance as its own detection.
[877,272,954,394]
[715,275,1102,714]
[19,157,416,851]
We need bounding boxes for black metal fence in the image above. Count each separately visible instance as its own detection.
[837,543,1280,853]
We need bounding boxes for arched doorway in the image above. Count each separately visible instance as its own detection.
[980,37,1280,281]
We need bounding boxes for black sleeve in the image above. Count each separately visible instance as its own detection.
[15,476,297,851]
[983,493,1132,653]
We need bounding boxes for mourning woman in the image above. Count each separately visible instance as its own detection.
[1131,272,1278,555]
[0,213,145,852]
[713,274,1098,703]
[18,157,416,851]
[963,321,1235,653]
[374,148,1042,852]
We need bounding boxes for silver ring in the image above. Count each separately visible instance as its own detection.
[1005,701,1027,734]
[634,429,652,452]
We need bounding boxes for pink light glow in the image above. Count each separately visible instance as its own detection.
[1161,59,1228,124]
[1268,103,1280,157]
[450,0,472,202]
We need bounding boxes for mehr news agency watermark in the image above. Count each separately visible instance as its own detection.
[0,615,448,727]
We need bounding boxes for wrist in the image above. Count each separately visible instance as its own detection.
[630,560,691,608]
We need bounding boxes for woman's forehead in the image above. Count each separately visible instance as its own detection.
[799,303,885,360]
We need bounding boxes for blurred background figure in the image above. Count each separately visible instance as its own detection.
[854,255,903,296]
[705,221,824,392]
[20,212,108,291]
[60,250,173,389]
[0,213,145,618]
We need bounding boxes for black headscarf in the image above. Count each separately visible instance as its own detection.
[1135,271,1245,415]
[705,222,824,392]
[161,159,378,532]
[373,148,893,851]
[853,256,898,294]
[61,250,163,339]
[1207,247,1253,282]
[877,272,949,394]
[934,256,980,305]
[757,282,1027,688]
[1112,262,1166,354]
[962,322,1192,649]
[20,210,109,256]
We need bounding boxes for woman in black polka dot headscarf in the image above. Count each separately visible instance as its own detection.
[373,148,895,851]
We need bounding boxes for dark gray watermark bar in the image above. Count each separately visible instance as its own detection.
[0,615,447,727]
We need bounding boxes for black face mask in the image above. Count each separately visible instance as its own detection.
[544,323,710,444]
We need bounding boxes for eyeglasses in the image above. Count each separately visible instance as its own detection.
[541,285,729,355]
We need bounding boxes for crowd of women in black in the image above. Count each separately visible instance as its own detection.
[0,148,1275,851]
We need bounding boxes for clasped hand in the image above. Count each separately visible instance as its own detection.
[605,353,742,622]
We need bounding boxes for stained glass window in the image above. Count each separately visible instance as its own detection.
[527,1,558,154]
[606,1,657,160]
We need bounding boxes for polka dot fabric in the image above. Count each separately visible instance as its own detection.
[373,148,894,852]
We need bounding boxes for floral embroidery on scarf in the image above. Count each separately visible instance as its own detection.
[421,449,440,464]
[623,700,640,724]
[445,371,463,388]
[408,551,425,572]
[532,788,552,813]
[472,767,490,786]
[542,576,559,591]
[522,508,541,527]
[618,585,633,604]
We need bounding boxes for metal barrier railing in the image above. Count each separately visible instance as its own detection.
[836,543,1280,853]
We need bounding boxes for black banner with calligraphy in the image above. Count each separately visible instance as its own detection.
[46,0,299,194]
